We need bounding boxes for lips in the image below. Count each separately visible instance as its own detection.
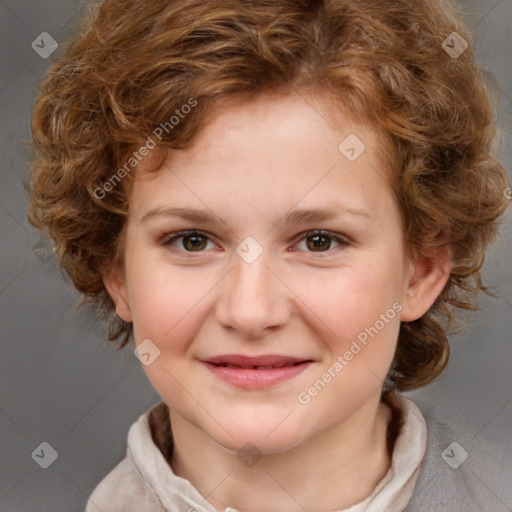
[201,354,314,389]
[202,354,311,370]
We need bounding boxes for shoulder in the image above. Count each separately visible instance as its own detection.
[85,404,168,512]
[85,457,163,512]
[403,394,512,512]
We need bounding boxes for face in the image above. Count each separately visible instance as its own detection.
[105,92,447,454]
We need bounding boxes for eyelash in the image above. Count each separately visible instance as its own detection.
[160,229,351,256]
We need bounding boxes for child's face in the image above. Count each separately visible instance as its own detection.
[106,93,430,454]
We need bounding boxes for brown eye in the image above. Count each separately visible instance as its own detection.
[162,231,213,252]
[182,233,208,251]
[306,234,332,251]
[296,230,350,254]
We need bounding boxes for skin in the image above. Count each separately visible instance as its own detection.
[103,92,451,511]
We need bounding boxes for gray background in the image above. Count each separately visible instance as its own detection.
[0,0,511,511]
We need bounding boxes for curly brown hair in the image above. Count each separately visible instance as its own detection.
[26,0,510,391]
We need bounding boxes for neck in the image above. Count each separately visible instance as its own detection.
[169,393,393,511]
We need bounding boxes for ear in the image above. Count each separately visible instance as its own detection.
[101,257,133,323]
[400,247,452,322]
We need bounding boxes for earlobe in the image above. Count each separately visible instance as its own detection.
[101,259,133,323]
[400,249,452,322]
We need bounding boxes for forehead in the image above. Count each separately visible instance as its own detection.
[180,93,383,160]
[130,93,394,222]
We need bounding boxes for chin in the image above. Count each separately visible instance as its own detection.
[210,420,307,456]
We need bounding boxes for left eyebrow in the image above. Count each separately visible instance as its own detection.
[282,207,371,224]
[139,205,372,225]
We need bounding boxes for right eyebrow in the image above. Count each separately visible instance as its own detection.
[140,207,224,225]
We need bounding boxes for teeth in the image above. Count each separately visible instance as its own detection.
[216,362,301,369]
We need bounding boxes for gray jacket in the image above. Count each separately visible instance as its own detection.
[85,393,511,512]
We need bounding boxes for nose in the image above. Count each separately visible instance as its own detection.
[215,245,292,339]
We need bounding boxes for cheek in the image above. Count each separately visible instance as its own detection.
[130,275,202,346]
[125,244,204,334]
[127,263,207,403]
[298,263,401,334]
[298,261,402,389]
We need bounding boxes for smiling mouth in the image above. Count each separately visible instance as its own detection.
[202,354,314,389]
